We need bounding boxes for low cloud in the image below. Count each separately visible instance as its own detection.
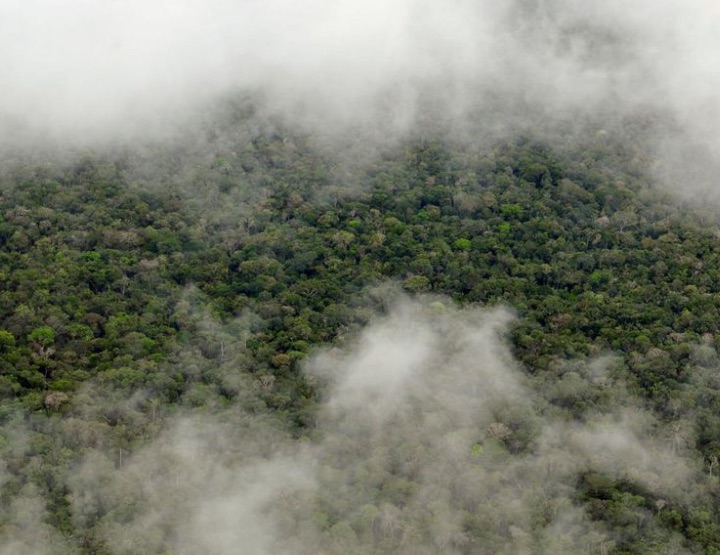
[2,0,719,160]
[1,296,704,553]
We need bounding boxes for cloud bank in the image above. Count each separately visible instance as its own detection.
[1,0,719,152]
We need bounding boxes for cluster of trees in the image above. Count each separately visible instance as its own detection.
[2,107,720,552]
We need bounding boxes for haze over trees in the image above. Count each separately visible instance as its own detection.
[2,1,720,554]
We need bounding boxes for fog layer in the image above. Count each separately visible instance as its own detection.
[0,297,702,554]
[2,0,719,151]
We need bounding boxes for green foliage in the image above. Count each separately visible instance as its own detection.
[454,237,472,251]
[0,329,15,348]
[3,115,720,553]
[28,326,56,347]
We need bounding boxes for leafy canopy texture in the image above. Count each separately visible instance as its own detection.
[2,113,720,553]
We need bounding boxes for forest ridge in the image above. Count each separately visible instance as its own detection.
[1,108,720,553]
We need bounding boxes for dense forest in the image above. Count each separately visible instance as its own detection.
[3,103,720,554]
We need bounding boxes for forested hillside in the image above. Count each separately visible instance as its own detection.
[3,108,720,554]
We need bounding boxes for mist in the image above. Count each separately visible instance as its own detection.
[0,296,707,554]
[3,3,720,552]
[2,0,719,158]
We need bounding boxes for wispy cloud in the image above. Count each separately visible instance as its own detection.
[2,0,718,154]
[0,296,700,553]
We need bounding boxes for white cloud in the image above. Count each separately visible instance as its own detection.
[1,0,717,154]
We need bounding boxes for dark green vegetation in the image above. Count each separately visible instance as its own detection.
[3,108,720,553]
